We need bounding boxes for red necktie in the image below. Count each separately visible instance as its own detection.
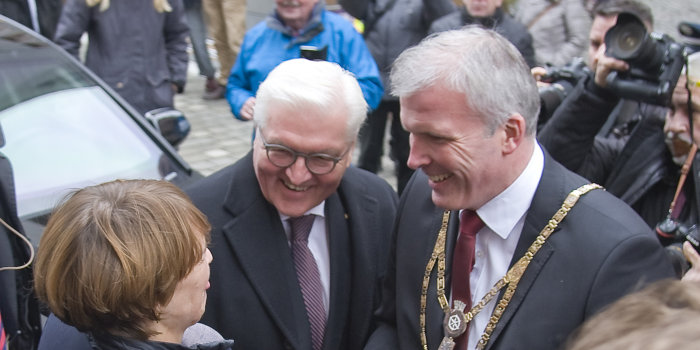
[452,210,484,350]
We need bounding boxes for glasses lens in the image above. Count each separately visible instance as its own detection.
[267,147,295,167]
[307,155,336,174]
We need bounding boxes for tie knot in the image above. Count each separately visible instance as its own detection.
[289,215,315,242]
[459,210,484,238]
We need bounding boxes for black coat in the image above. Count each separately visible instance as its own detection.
[185,152,398,350]
[428,7,536,68]
[364,152,675,350]
[538,75,692,230]
[0,153,41,349]
[90,334,233,350]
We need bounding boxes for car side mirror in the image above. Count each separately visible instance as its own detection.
[144,107,191,148]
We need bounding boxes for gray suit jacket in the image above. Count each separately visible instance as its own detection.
[365,150,675,350]
[185,152,398,350]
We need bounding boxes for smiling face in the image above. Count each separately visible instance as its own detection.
[275,0,319,31]
[253,102,353,217]
[401,84,510,210]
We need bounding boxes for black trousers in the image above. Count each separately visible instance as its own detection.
[357,99,413,194]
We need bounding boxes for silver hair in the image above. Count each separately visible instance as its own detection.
[254,58,368,143]
[390,26,540,136]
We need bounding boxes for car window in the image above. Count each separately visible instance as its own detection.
[0,86,163,219]
[0,20,190,244]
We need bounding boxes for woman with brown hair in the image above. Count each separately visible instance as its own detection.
[33,179,233,350]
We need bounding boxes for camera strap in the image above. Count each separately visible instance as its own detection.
[668,143,697,220]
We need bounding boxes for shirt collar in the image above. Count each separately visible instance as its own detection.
[476,143,544,239]
[279,200,326,222]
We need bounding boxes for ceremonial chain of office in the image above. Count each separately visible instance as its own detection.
[420,183,603,350]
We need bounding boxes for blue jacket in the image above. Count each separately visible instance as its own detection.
[226,4,383,120]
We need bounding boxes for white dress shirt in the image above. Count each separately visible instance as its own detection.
[459,144,544,350]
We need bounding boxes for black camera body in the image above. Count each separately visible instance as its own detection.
[604,12,686,107]
[537,57,589,125]
[300,45,328,61]
[656,216,700,252]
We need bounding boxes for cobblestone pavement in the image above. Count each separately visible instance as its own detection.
[175,0,698,190]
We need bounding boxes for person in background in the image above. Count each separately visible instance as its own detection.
[33,179,234,350]
[536,1,700,277]
[201,0,245,99]
[0,0,62,38]
[227,0,382,122]
[183,0,222,100]
[54,0,189,115]
[364,26,674,350]
[429,0,536,67]
[186,58,397,350]
[513,0,590,67]
[338,0,456,195]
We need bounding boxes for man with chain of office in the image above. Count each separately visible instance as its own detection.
[363,26,675,350]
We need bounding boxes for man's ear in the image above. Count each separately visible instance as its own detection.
[502,113,526,154]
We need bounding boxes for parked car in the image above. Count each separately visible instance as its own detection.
[0,14,200,245]
[0,13,203,349]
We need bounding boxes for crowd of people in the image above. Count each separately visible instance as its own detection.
[3,0,700,349]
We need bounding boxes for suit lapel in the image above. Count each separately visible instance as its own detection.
[220,154,312,350]
[484,152,580,349]
[323,192,351,350]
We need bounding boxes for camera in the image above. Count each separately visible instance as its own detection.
[537,57,589,126]
[656,215,700,253]
[657,216,700,277]
[300,45,328,61]
[604,12,686,107]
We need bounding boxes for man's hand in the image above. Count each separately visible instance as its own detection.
[682,241,700,283]
[531,67,550,88]
[240,97,256,121]
[593,45,629,88]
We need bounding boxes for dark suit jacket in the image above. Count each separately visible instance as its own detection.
[185,152,398,350]
[365,150,675,350]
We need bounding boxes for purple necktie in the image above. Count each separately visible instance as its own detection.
[289,215,326,350]
[452,210,484,350]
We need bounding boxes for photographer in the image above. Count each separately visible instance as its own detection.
[539,1,700,276]
[535,0,654,131]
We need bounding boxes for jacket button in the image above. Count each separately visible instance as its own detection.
[116,82,124,89]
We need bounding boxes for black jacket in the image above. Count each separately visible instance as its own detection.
[90,334,234,350]
[0,153,42,350]
[0,0,61,38]
[428,7,536,67]
[538,75,695,232]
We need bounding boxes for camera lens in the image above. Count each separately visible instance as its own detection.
[606,13,647,60]
[609,24,645,58]
[604,13,666,73]
[656,216,679,238]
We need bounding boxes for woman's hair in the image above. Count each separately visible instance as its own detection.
[565,279,700,350]
[33,179,210,340]
[86,0,172,13]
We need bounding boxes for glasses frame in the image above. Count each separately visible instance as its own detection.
[257,129,349,175]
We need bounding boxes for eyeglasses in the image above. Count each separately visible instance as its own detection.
[258,130,349,175]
